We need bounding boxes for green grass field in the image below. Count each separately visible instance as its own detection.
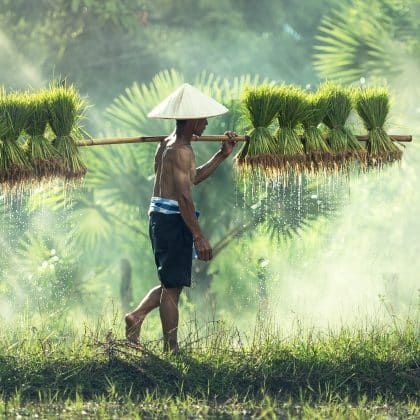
[0,312,418,419]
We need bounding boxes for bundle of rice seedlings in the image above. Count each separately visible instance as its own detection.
[318,82,365,169]
[353,86,401,165]
[0,91,32,185]
[47,83,87,178]
[273,85,307,174]
[235,85,281,175]
[301,92,332,172]
[25,91,61,179]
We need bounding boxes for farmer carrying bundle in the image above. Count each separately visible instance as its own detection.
[124,83,237,353]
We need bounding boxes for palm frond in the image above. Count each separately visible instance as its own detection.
[68,206,112,251]
[313,1,417,83]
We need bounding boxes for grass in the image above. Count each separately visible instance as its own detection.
[1,393,418,419]
[0,312,418,418]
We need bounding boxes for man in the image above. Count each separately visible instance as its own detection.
[125,83,237,353]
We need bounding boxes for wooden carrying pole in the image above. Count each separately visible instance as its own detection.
[76,134,412,147]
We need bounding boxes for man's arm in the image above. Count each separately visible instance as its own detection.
[171,147,212,261]
[194,131,237,185]
[194,149,226,185]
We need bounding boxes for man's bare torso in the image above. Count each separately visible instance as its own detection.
[152,137,196,200]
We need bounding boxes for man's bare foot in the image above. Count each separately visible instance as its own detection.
[163,341,180,355]
[169,345,180,355]
[125,313,143,343]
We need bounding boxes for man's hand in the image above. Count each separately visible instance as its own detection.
[193,235,213,261]
[220,131,238,157]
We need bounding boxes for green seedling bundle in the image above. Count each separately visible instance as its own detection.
[0,81,410,188]
[235,85,281,176]
[47,84,87,178]
[318,82,366,170]
[0,83,87,188]
[0,91,31,185]
[301,92,332,173]
[274,85,307,174]
[353,86,402,165]
[234,82,405,177]
[25,91,61,179]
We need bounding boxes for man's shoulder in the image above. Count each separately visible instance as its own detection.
[164,144,193,159]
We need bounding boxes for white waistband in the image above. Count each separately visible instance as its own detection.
[148,196,181,215]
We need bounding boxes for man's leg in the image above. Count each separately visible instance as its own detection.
[159,286,183,353]
[125,285,162,343]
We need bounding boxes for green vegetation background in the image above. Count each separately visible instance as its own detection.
[0,0,419,330]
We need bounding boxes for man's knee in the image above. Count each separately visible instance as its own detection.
[153,285,162,294]
[160,285,183,302]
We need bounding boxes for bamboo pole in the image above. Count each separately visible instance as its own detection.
[76,135,248,146]
[76,134,412,147]
[357,135,412,142]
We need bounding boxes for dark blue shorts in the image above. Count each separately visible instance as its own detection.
[149,212,193,288]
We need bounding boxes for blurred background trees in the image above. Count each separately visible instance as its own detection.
[0,0,338,107]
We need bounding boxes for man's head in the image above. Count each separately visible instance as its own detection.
[176,118,208,136]
[191,118,208,136]
[148,84,228,122]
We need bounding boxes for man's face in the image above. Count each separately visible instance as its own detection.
[192,118,208,136]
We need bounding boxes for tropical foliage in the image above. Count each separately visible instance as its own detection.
[314,0,420,84]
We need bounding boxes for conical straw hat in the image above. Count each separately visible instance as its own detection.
[147,83,229,119]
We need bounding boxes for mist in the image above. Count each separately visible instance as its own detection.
[265,155,419,327]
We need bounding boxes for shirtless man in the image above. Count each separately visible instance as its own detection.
[125,118,237,353]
